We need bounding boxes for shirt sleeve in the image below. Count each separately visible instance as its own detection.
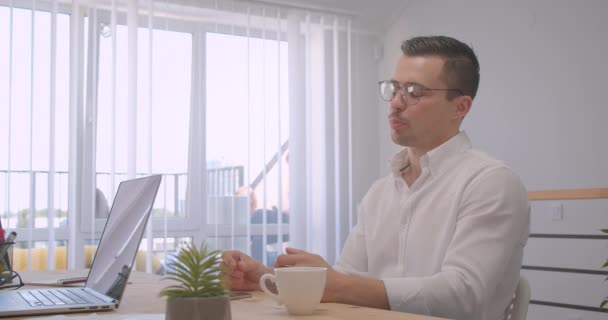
[382,167,530,319]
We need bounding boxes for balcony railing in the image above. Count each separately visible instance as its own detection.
[1,165,287,270]
[1,167,244,228]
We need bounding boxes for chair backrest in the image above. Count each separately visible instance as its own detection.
[505,275,531,320]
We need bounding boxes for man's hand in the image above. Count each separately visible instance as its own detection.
[274,247,332,268]
[221,250,272,291]
[274,247,345,303]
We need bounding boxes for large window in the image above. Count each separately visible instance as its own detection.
[1,0,358,272]
[0,2,292,270]
[96,24,193,219]
[0,6,70,244]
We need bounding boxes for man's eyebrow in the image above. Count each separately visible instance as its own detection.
[389,79,407,85]
[389,79,423,87]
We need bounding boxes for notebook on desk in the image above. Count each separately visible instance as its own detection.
[0,175,162,318]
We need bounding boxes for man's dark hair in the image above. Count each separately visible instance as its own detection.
[401,35,480,99]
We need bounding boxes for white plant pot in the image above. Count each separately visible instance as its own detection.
[166,296,231,320]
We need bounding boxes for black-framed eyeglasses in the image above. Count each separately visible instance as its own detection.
[0,270,24,290]
[378,80,464,105]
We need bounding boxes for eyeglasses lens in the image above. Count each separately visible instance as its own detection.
[380,81,395,102]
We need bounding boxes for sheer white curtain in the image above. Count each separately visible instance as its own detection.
[0,0,359,271]
[199,2,357,266]
[288,11,355,265]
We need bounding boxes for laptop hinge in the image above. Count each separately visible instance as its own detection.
[83,288,117,303]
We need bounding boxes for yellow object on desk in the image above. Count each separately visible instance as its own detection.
[11,245,162,273]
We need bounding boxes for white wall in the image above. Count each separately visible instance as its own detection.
[378,0,608,190]
[377,1,608,319]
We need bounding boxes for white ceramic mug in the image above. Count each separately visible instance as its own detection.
[259,266,327,315]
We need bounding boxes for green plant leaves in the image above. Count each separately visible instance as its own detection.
[159,242,227,299]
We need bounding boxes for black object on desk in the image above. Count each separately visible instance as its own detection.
[0,241,17,287]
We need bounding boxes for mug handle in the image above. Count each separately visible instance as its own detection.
[259,273,282,305]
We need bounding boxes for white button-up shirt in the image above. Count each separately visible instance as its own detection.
[335,132,530,320]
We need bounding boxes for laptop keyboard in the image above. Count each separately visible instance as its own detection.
[18,288,103,307]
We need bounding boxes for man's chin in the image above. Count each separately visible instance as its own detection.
[391,134,411,147]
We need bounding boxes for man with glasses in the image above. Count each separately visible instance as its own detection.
[222,35,529,320]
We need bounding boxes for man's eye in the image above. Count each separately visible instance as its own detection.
[406,85,425,98]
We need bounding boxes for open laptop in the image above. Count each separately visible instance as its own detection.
[0,175,162,317]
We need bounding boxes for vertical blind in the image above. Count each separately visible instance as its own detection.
[0,0,359,272]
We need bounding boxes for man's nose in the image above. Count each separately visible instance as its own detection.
[389,94,406,112]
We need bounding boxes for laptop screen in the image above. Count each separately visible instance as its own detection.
[85,175,161,301]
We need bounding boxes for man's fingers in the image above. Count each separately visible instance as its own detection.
[220,250,264,292]
[285,247,307,254]
[223,250,258,273]
[274,253,303,267]
[221,251,240,268]
[275,247,309,266]
[238,258,260,272]
[221,259,236,270]
[228,276,259,291]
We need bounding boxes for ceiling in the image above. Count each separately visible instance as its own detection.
[171,0,408,33]
[262,0,409,33]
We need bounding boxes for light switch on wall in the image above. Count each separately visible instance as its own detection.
[550,203,563,221]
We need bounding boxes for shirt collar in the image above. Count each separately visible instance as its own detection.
[390,131,472,178]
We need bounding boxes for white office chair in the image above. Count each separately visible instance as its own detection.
[504,275,531,320]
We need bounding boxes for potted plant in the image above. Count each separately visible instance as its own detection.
[160,243,231,320]
[602,228,608,309]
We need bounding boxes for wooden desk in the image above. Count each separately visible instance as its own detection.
[7,270,445,320]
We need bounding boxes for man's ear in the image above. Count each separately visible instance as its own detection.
[453,95,473,120]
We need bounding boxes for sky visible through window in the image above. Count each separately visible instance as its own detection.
[97,26,192,175]
[206,32,289,210]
